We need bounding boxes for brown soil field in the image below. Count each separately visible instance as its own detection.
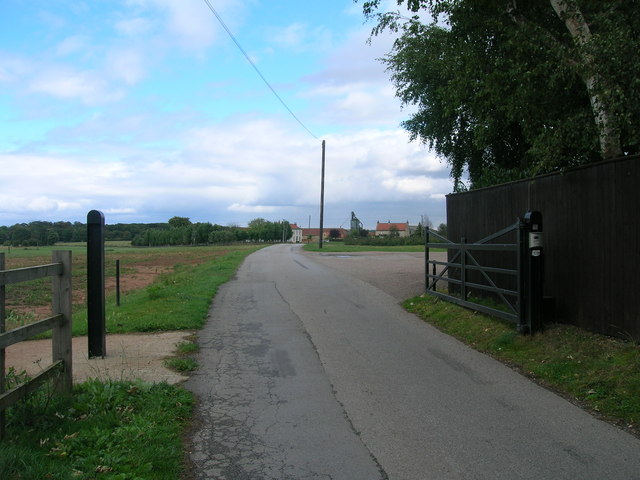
[3,247,232,321]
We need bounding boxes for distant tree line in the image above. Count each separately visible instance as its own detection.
[0,221,165,246]
[131,217,292,246]
[0,216,294,247]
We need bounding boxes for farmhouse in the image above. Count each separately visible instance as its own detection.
[289,224,303,243]
[375,221,411,238]
[300,228,349,243]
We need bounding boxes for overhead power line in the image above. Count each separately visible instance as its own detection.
[202,0,320,141]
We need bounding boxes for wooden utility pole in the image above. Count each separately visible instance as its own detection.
[319,140,326,249]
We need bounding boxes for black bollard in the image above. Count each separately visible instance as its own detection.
[87,210,106,358]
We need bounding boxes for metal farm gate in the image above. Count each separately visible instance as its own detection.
[425,212,544,334]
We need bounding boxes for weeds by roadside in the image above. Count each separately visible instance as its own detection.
[72,247,263,335]
[405,295,640,435]
[1,373,192,479]
[1,244,263,478]
[164,341,200,373]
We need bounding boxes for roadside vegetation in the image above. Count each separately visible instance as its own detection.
[1,242,263,479]
[2,243,262,333]
[405,295,640,436]
[1,373,192,480]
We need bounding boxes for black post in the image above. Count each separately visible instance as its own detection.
[517,221,527,334]
[318,140,326,249]
[115,259,120,307]
[523,211,544,334]
[460,237,467,301]
[424,225,429,292]
[87,210,106,358]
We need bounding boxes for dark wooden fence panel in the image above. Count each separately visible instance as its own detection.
[447,155,640,340]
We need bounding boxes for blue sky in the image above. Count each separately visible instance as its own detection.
[0,0,452,230]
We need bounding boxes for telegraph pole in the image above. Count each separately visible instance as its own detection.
[319,140,326,249]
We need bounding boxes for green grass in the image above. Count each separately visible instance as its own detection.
[164,340,199,373]
[164,357,198,373]
[68,246,261,335]
[303,243,440,253]
[405,295,640,432]
[1,244,262,478]
[175,340,199,354]
[1,375,192,479]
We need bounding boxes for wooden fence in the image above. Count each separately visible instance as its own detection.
[446,154,640,341]
[0,251,72,439]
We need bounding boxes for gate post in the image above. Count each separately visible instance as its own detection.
[87,210,106,358]
[424,225,430,292]
[460,237,467,301]
[522,211,544,334]
[517,221,527,333]
[52,250,73,394]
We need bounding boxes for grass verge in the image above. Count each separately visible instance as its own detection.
[1,376,192,479]
[72,246,263,335]
[2,244,264,478]
[164,340,200,373]
[405,295,640,435]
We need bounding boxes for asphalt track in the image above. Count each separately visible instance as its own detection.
[185,244,640,479]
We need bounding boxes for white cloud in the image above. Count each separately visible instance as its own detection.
[115,17,153,36]
[0,53,32,83]
[0,1,453,228]
[228,204,278,213]
[106,48,147,85]
[267,22,333,52]
[382,176,433,194]
[104,207,137,214]
[127,0,242,52]
[28,66,123,104]
[54,36,90,57]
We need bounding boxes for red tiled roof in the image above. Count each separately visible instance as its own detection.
[376,222,409,231]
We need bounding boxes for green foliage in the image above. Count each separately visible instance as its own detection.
[359,0,640,189]
[1,378,193,479]
[164,357,198,373]
[405,295,640,429]
[247,218,292,242]
[132,219,251,246]
[176,340,199,354]
[345,234,424,247]
[167,216,192,229]
[0,221,172,246]
[72,246,263,334]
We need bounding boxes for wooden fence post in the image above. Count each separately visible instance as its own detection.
[51,251,72,394]
[0,252,5,438]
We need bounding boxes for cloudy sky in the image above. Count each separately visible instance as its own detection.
[0,0,452,230]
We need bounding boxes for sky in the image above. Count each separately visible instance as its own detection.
[0,0,452,230]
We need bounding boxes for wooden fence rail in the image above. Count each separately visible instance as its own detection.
[0,250,72,439]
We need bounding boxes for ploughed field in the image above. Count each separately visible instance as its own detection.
[1,243,235,330]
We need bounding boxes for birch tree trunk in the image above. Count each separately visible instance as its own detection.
[550,0,623,159]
